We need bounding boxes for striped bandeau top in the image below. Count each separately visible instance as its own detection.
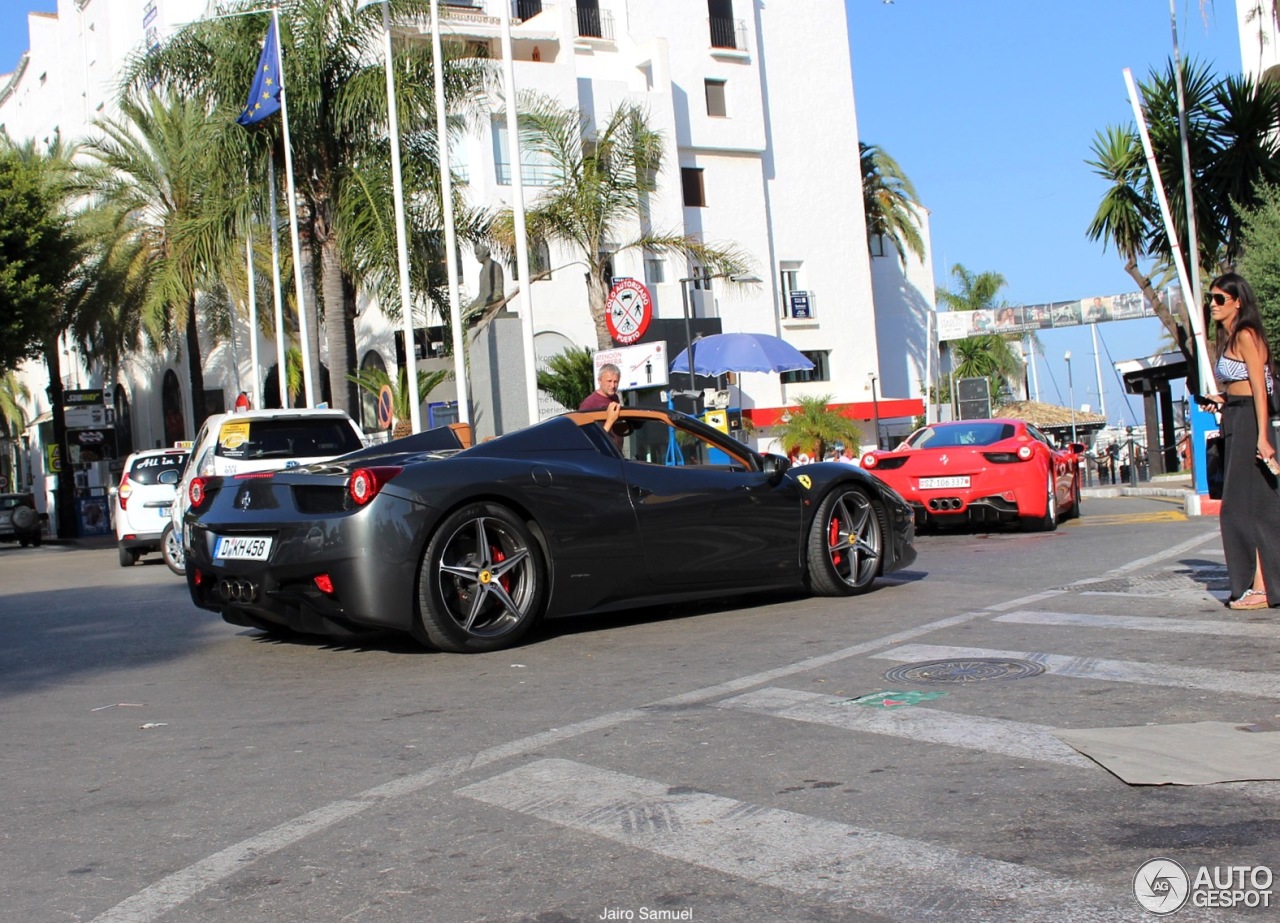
[1217,354,1274,394]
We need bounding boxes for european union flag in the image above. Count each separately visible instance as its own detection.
[237,16,282,126]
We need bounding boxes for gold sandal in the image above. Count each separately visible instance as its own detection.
[1228,589,1269,610]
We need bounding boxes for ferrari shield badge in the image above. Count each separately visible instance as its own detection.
[797,474,812,490]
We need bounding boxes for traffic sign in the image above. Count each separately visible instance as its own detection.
[593,341,669,391]
[377,384,395,430]
[605,279,653,346]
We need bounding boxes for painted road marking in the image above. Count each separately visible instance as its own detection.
[995,610,1280,639]
[716,686,1093,767]
[872,643,1280,699]
[457,759,1142,923]
[1069,510,1187,526]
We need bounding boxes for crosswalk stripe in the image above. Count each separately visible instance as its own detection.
[995,610,1280,639]
[716,687,1093,767]
[456,758,1140,922]
[872,644,1280,698]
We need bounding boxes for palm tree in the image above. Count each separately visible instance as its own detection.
[132,0,494,414]
[83,91,250,431]
[1087,58,1280,350]
[936,263,1024,403]
[0,371,29,488]
[535,346,596,413]
[348,365,450,438]
[859,142,924,265]
[772,394,863,461]
[496,96,751,350]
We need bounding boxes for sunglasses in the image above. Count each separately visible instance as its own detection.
[1208,292,1229,306]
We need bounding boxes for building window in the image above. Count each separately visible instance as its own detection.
[644,252,665,285]
[705,79,727,117]
[780,351,830,384]
[492,119,555,186]
[510,239,552,281]
[708,0,738,49]
[779,260,803,317]
[869,234,887,258]
[682,167,706,207]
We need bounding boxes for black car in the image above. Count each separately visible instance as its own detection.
[184,409,917,652]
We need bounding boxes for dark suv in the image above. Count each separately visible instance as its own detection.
[0,493,45,547]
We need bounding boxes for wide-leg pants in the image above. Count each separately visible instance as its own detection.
[1220,395,1280,604]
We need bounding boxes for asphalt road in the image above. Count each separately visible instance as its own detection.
[2,495,1276,923]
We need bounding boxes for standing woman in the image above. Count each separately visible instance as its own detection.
[1201,273,1280,610]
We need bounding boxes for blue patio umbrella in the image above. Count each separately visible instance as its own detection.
[670,332,814,377]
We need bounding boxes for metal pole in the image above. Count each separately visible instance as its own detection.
[679,277,697,413]
[245,231,260,408]
[1066,351,1077,444]
[431,0,469,425]
[373,0,422,434]
[272,4,315,408]
[268,149,288,409]
[498,0,539,428]
[869,374,881,449]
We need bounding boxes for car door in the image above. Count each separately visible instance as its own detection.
[620,417,803,587]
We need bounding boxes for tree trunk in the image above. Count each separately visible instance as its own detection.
[317,222,355,414]
[42,342,74,539]
[587,268,612,350]
[185,295,208,432]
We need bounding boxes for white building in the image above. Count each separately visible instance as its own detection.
[2,0,935,524]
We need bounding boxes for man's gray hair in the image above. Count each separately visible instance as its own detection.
[598,363,621,378]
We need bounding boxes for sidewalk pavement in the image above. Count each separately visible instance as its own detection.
[1081,473,1218,516]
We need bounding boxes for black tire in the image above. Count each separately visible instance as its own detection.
[414,503,546,653]
[118,544,138,567]
[806,486,883,596]
[161,523,185,576]
[1021,467,1058,532]
[31,531,41,546]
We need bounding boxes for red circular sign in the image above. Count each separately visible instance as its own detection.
[605,279,652,345]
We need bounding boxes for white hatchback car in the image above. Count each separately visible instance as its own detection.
[166,408,366,575]
[112,447,190,567]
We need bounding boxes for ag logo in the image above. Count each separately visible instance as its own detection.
[796,474,812,490]
[1133,857,1189,915]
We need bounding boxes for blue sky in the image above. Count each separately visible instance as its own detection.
[846,0,1242,423]
[1,2,1246,424]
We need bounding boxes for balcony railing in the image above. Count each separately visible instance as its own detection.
[709,16,746,51]
[574,6,614,41]
[495,161,557,186]
[513,0,543,20]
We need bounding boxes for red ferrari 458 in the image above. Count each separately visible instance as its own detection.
[862,419,1083,531]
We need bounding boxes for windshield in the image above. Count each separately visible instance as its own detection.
[906,422,1016,449]
[214,418,362,461]
[0,495,33,511]
[127,453,189,485]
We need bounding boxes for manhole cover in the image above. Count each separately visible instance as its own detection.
[884,658,1046,685]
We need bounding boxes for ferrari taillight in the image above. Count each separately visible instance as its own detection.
[861,453,878,468]
[348,466,402,506]
[1017,445,1034,461]
[189,477,209,510]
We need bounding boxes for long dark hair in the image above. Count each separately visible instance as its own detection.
[1209,272,1272,363]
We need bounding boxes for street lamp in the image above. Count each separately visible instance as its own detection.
[868,372,881,450]
[677,272,761,413]
[1064,350,1077,444]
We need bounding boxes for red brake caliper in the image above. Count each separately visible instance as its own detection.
[492,546,510,592]
[829,516,843,567]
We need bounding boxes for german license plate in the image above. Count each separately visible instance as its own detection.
[919,476,970,489]
[214,535,273,561]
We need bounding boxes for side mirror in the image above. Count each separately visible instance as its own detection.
[158,469,180,486]
[1069,443,1086,454]
[761,453,791,484]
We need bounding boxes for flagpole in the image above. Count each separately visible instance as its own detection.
[245,231,261,408]
[269,149,289,408]
[431,0,469,425]
[498,1,539,427]
[373,0,422,434]
[272,4,316,408]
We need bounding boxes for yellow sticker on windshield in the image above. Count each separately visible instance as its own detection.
[797,474,812,490]
[219,421,250,449]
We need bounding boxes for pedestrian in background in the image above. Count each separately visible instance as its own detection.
[1198,272,1280,611]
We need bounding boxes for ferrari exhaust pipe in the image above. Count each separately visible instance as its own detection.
[218,579,260,603]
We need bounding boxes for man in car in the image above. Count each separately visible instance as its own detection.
[579,364,628,449]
